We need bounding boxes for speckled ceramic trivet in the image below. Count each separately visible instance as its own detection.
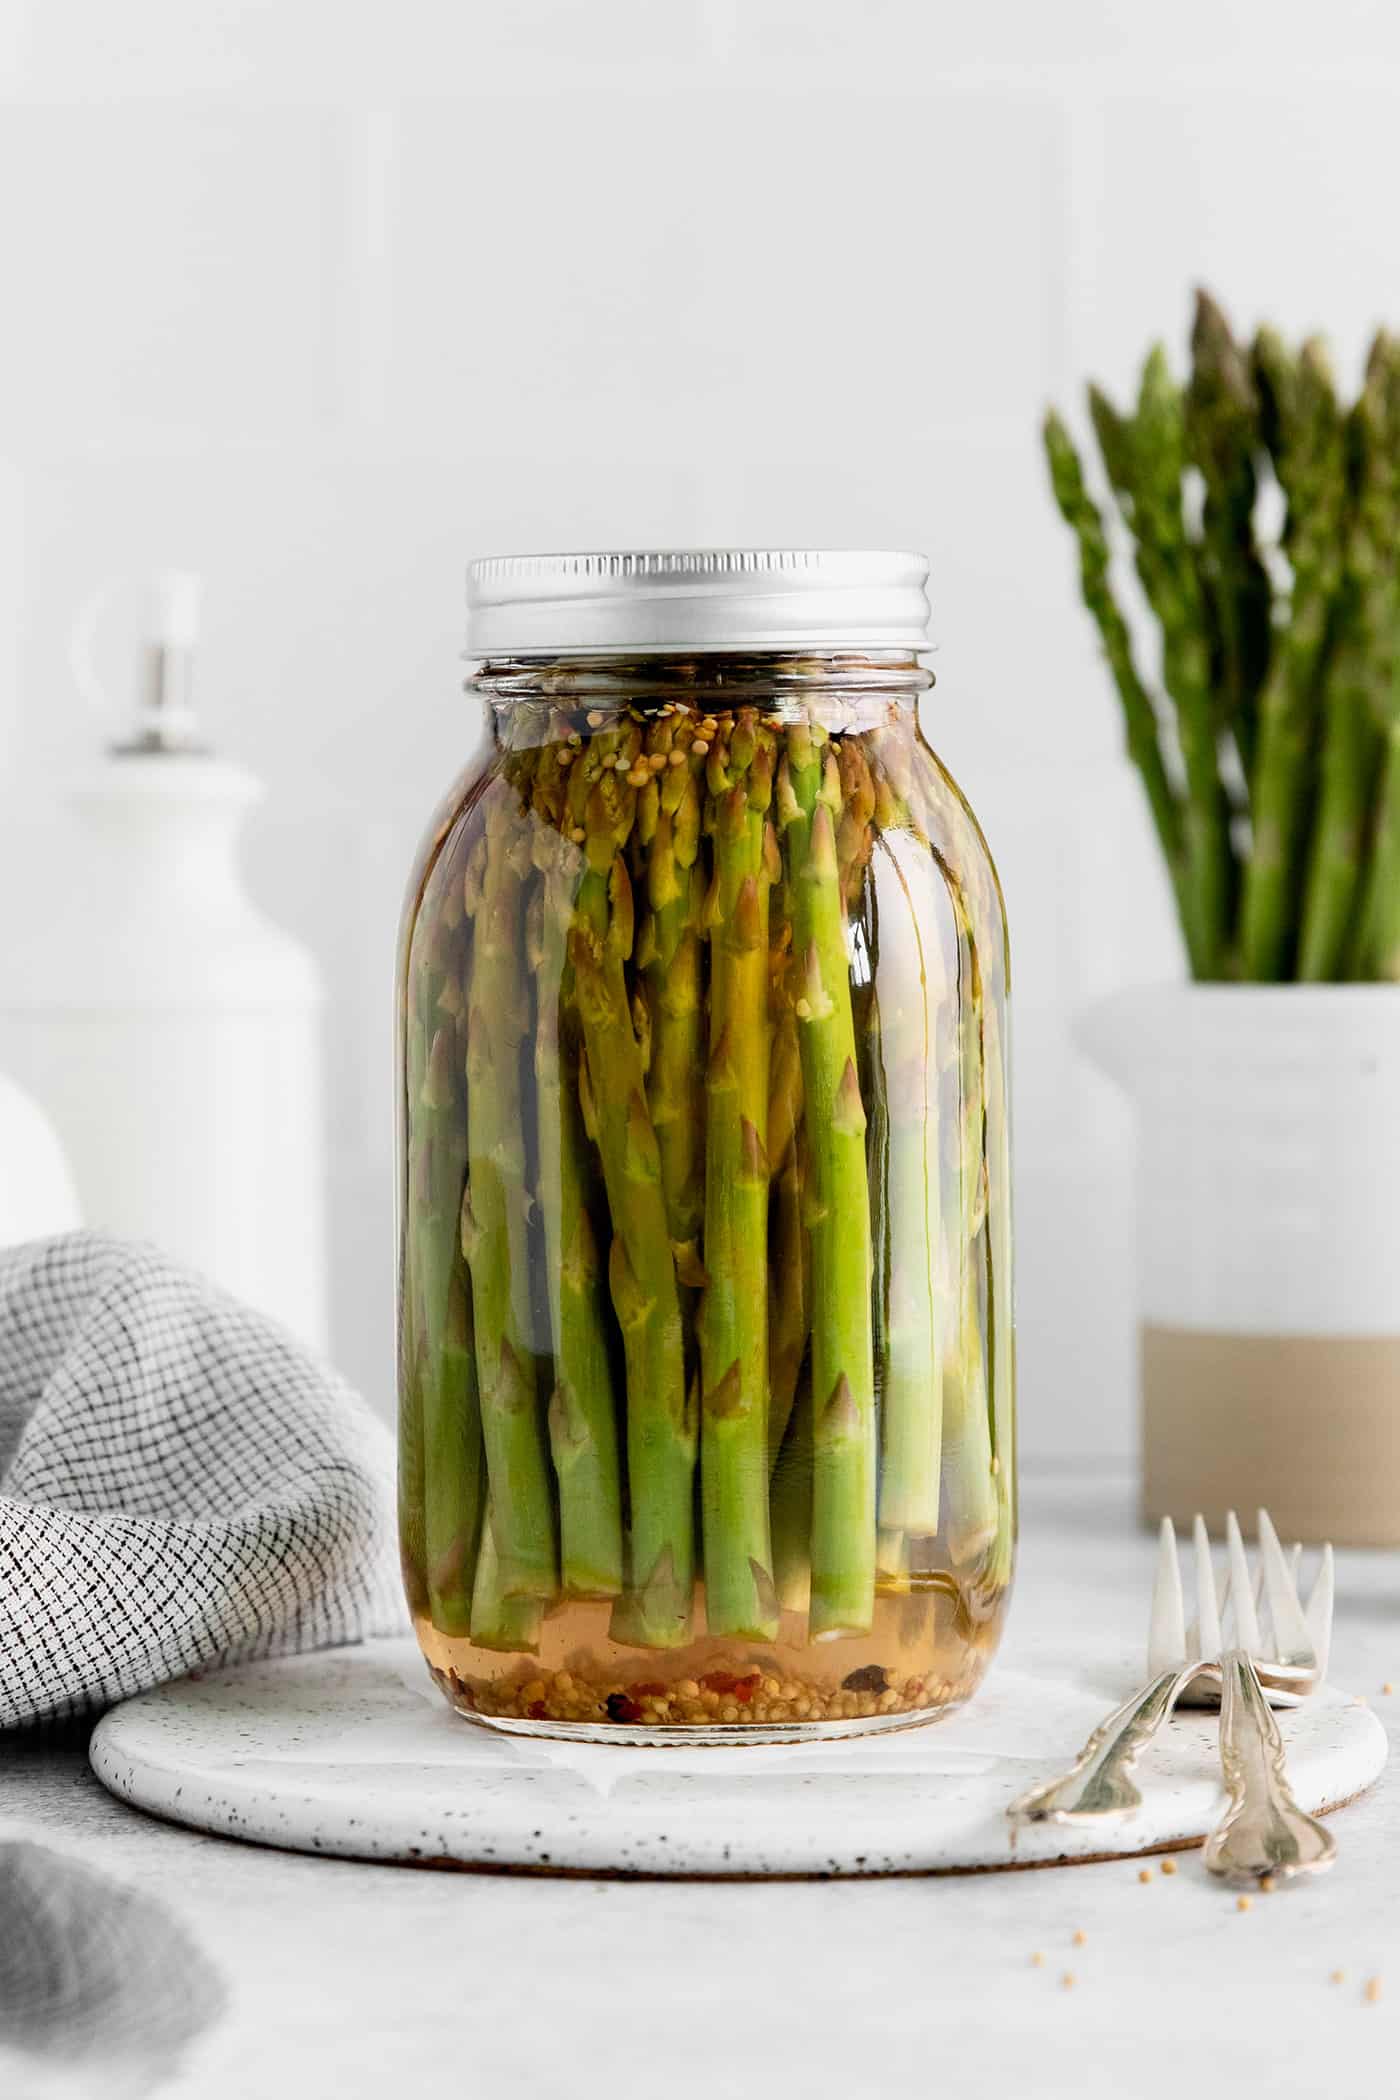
[89,1638,1387,1878]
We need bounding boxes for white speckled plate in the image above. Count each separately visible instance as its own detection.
[89,1639,1387,1878]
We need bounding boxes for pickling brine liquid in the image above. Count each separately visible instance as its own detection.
[416,1559,1009,1742]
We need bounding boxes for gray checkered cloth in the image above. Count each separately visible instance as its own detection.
[0,1233,405,1730]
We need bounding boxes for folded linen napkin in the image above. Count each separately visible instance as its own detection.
[0,1233,405,1730]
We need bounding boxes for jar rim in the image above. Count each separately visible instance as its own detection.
[464,548,931,656]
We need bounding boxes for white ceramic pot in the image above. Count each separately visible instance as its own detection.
[1081,984,1400,1545]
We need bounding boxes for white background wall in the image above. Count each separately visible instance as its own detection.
[1,0,1397,1459]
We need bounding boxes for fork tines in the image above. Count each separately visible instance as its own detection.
[1147,1510,1334,1682]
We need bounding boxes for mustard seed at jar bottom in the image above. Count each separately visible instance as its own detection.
[396,551,1014,1743]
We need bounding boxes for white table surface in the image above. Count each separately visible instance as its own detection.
[6,1469,1399,2100]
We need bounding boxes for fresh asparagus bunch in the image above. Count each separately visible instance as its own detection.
[399,693,1013,1658]
[1046,290,1400,982]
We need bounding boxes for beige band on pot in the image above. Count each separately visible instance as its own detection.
[1142,1325,1400,1548]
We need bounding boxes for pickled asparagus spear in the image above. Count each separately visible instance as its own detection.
[569,740,696,1648]
[779,727,877,1638]
[471,1496,544,1652]
[870,843,944,1538]
[699,713,779,1639]
[531,815,624,1599]
[406,889,484,1634]
[463,789,558,1602]
[944,931,1000,1569]
[640,719,706,1261]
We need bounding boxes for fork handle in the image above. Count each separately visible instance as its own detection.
[1008,1662,1202,1825]
[1203,1649,1337,1884]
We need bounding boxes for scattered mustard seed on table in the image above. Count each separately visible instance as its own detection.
[1160,1858,1178,1876]
[1061,1972,1076,1991]
[1237,1896,1253,1912]
[1331,1971,1346,1986]
[1365,1977,1383,2005]
[1138,1867,1153,1884]
[1030,1952,1045,1968]
[1260,1875,1277,1894]
[1072,1930,1087,1947]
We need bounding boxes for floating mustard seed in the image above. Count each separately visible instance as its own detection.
[586,710,604,727]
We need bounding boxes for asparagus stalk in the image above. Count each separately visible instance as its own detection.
[779,727,877,1638]
[1185,288,1271,782]
[699,712,779,1640]
[1299,335,1398,979]
[767,1109,809,1470]
[422,1267,485,1631]
[462,790,558,1602]
[1350,720,1400,978]
[769,1374,813,1615]
[1093,351,1235,977]
[943,918,999,1569]
[1042,411,1194,961]
[406,887,484,1634]
[531,813,625,1599]
[869,828,944,1538]
[568,739,696,1648]
[639,719,706,1262]
[398,1319,429,1617]
[471,1497,544,1652]
[1241,333,1350,979]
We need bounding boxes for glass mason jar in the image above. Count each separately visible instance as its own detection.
[397,550,1014,1742]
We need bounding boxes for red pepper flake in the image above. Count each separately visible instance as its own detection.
[629,1681,667,1699]
[842,1664,890,1695]
[606,1693,642,1723]
[700,1670,741,1695]
[526,1701,547,1720]
[734,1679,756,1704]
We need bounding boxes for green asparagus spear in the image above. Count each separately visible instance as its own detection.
[1095,350,1235,976]
[1185,288,1272,782]
[699,712,779,1640]
[779,728,877,1638]
[769,1374,813,1615]
[531,815,625,1599]
[639,719,706,1262]
[1242,333,1350,979]
[869,828,944,1538]
[1042,411,1194,962]
[1300,335,1399,978]
[406,890,483,1634]
[462,790,558,1602]
[1350,720,1400,978]
[569,743,696,1649]
[470,1497,544,1652]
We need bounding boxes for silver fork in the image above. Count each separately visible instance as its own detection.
[1203,1515,1336,1885]
[1007,1509,1333,1829]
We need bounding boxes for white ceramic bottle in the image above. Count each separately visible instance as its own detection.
[0,575,328,1347]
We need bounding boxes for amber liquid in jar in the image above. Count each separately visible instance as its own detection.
[398,650,1014,1743]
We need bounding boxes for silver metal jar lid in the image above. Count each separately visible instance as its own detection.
[465,549,930,656]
